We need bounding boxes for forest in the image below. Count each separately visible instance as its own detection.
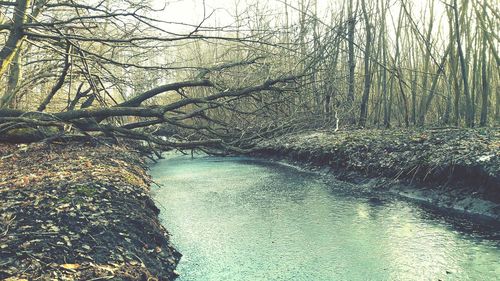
[0,0,497,149]
[0,0,499,280]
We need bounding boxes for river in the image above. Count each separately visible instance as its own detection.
[150,154,500,281]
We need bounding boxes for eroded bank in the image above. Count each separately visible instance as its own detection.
[0,142,179,280]
[251,128,500,219]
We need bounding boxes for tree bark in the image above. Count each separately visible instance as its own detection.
[347,0,357,112]
[0,50,22,108]
[358,0,372,127]
[0,0,31,80]
[479,0,489,126]
[453,0,474,127]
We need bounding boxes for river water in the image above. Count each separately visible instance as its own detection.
[150,154,500,281]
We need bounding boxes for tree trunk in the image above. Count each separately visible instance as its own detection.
[418,44,451,126]
[479,1,489,126]
[453,0,474,127]
[0,50,22,108]
[347,0,357,112]
[0,0,31,80]
[417,0,435,127]
[358,0,372,127]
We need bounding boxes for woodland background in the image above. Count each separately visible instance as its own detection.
[0,0,498,146]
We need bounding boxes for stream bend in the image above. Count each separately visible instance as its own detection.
[151,155,500,281]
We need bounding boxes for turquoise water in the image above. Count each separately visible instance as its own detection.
[150,155,500,281]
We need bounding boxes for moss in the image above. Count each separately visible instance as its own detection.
[3,127,42,139]
[0,126,60,143]
[75,185,97,197]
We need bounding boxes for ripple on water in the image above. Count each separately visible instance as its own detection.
[150,155,500,281]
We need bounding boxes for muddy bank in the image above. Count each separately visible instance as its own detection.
[0,142,180,280]
[252,128,500,220]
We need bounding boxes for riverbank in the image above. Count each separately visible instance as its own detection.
[252,128,500,220]
[0,142,179,280]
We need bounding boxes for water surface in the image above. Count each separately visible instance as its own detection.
[150,155,500,281]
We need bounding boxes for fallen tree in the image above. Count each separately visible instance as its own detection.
[0,74,299,153]
[0,1,302,153]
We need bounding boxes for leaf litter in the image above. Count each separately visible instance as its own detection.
[256,128,500,203]
[0,142,180,280]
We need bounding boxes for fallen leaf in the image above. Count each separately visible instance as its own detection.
[22,176,29,186]
[61,263,80,270]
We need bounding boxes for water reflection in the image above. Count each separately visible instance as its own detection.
[151,155,500,281]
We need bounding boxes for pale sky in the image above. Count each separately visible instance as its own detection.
[153,0,448,40]
[154,0,331,32]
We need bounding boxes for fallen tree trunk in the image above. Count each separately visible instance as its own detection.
[0,75,298,153]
